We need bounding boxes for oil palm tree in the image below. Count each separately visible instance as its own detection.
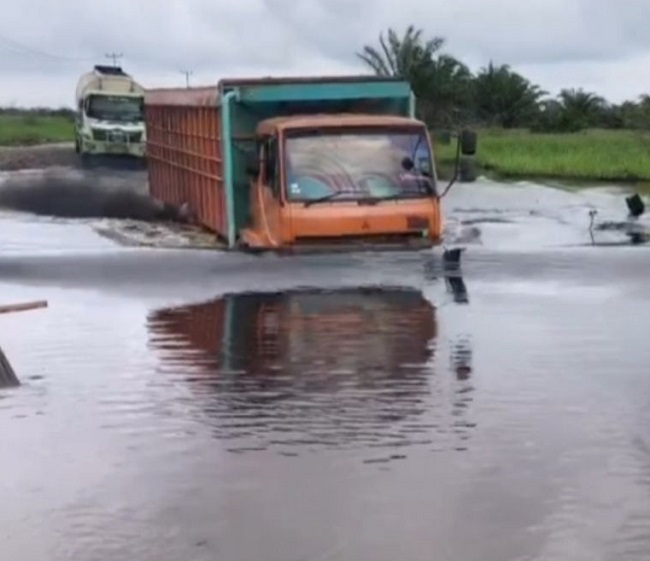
[356,26,473,127]
[356,26,444,79]
[474,62,546,128]
[556,88,607,131]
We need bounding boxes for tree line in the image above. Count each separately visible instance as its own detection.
[357,26,650,133]
[0,106,75,120]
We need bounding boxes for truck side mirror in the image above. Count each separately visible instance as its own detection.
[460,130,477,156]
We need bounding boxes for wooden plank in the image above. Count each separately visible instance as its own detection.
[0,300,48,315]
[0,300,47,387]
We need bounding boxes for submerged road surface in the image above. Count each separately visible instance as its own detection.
[1,173,650,561]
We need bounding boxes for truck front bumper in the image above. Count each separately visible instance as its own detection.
[80,140,146,158]
[239,229,441,254]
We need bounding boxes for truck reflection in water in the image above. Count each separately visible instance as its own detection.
[148,287,475,456]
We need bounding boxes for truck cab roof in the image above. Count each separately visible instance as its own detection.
[256,114,425,136]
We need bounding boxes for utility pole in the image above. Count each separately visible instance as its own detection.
[181,69,193,88]
[105,52,123,67]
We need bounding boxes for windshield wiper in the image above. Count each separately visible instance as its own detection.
[304,191,358,207]
[375,193,423,203]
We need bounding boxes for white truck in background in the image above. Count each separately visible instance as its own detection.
[74,65,146,164]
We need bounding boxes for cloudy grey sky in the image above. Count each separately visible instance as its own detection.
[0,0,648,107]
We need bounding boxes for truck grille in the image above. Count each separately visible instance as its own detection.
[92,129,108,141]
[92,129,142,143]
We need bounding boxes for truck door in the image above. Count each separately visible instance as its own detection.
[259,135,283,246]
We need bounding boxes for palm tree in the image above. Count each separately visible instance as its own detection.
[356,26,473,127]
[558,88,605,113]
[556,88,607,131]
[422,54,474,127]
[638,95,650,129]
[356,26,444,79]
[616,95,650,130]
[558,88,608,131]
[474,62,546,128]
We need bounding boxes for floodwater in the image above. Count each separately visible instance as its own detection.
[1,172,650,561]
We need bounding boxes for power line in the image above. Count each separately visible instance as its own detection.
[0,32,199,83]
[180,69,193,87]
[0,32,96,62]
[0,34,197,87]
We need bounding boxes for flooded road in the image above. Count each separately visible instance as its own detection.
[1,173,650,561]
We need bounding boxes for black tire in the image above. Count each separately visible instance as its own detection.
[459,157,477,183]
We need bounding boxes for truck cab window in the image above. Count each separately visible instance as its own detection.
[283,129,436,201]
[86,94,144,122]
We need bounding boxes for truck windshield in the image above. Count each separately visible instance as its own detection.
[284,129,435,202]
[86,95,144,122]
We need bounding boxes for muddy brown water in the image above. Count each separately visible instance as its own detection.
[1,170,650,561]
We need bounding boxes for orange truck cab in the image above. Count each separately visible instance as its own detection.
[144,76,477,253]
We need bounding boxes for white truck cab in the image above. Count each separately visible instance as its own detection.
[74,65,146,162]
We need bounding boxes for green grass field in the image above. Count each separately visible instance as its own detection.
[2,112,649,183]
[0,113,74,146]
[435,128,650,182]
